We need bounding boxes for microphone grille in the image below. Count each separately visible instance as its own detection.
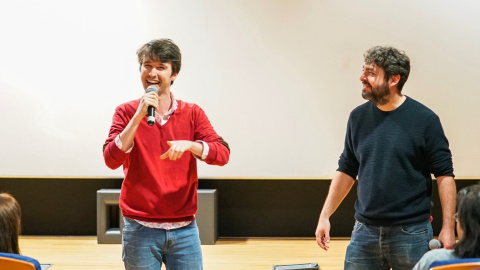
[429,239,442,249]
[146,85,158,94]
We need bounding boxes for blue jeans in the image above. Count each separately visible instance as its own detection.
[344,220,432,270]
[122,218,203,270]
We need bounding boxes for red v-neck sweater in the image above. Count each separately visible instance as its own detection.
[103,99,230,222]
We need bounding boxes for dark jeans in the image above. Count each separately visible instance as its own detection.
[344,220,433,270]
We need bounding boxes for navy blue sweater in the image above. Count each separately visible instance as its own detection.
[338,96,454,226]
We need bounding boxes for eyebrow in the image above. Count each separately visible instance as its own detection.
[363,66,374,71]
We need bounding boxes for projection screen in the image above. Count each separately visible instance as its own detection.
[1,0,479,178]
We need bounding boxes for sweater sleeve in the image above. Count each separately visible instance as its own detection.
[425,114,454,178]
[103,104,131,170]
[337,114,359,180]
[192,105,230,166]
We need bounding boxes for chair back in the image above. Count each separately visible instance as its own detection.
[430,258,480,270]
[0,252,41,270]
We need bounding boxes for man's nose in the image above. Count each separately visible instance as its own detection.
[149,68,158,77]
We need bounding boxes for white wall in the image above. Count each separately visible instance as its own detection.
[1,0,479,178]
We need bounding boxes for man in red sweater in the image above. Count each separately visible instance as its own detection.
[103,39,230,270]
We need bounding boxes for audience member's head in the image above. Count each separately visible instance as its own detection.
[454,184,480,258]
[0,193,21,254]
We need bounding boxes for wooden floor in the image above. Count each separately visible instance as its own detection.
[19,236,349,270]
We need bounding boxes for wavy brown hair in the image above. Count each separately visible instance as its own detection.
[0,193,21,254]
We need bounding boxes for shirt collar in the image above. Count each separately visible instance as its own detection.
[166,93,178,116]
[156,93,177,119]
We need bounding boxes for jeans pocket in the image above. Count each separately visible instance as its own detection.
[123,218,145,232]
[352,220,363,234]
[401,222,428,235]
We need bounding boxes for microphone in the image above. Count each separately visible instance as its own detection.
[146,86,158,126]
[429,239,443,249]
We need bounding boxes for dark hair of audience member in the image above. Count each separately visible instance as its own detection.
[0,193,21,254]
[454,184,480,258]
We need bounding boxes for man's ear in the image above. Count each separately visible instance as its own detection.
[171,73,179,82]
[389,74,401,87]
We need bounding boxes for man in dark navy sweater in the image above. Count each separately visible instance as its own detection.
[315,46,456,270]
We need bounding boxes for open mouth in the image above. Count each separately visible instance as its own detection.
[147,80,160,86]
[362,82,371,89]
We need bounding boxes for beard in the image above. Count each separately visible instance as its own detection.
[362,81,390,105]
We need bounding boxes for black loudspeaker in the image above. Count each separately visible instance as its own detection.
[272,262,320,270]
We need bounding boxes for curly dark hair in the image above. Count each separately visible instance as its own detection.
[454,184,480,258]
[364,46,410,92]
[137,39,181,85]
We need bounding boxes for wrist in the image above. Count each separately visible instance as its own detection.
[319,212,330,220]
